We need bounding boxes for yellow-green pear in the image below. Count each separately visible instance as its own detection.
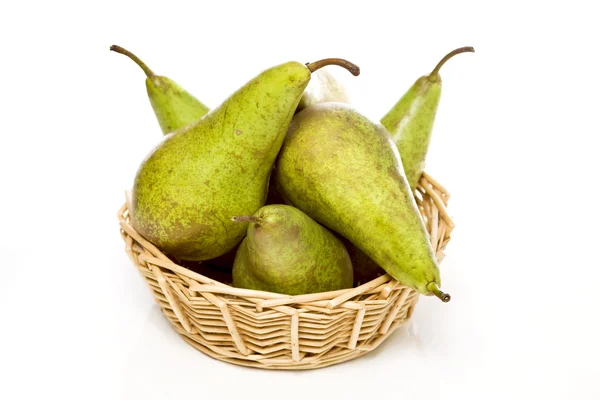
[275,103,450,301]
[381,46,474,189]
[110,45,210,134]
[131,59,359,261]
[232,205,353,295]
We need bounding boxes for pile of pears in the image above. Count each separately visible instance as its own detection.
[112,45,474,302]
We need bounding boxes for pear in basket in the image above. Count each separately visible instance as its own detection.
[275,103,450,302]
[231,205,353,295]
[130,58,360,261]
[296,68,350,113]
[110,45,210,135]
[381,46,474,189]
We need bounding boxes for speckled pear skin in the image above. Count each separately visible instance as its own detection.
[275,103,442,296]
[296,69,350,113]
[146,76,210,134]
[232,205,353,295]
[380,75,441,190]
[131,62,311,261]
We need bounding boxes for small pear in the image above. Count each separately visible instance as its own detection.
[131,59,359,261]
[296,67,352,113]
[231,205,353,295]
[110,45,210,134]
[275,103,449,301]
[381,46,474,189]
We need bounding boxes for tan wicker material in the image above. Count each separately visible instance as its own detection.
[117,172,454,370]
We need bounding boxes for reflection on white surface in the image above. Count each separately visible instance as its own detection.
[112,245,494,400]
[118,295,453,400]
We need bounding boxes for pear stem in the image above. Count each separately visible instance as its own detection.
[429,46,475,77]
[231,216,263,224]
[110,45,155,77]
[427,282,451,302]
[306,58,360,76]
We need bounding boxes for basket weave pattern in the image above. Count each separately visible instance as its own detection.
[117,171,454,370]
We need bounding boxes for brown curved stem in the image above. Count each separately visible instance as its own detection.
[427,282,451,302]
[306,58,360,76]
[429,46,475,77]
[231,216,263,224]
[110,45,155,77]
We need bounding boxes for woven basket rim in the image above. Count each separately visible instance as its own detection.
[117,170,453,305]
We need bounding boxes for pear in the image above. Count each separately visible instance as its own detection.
[231,205,353,295]
[380,46,474,189]
[131,59,359,261]
[110,45,210,134]
[343,240,385,286]
[268,60,360,206]
[296,67,352,113]
[275,103,450,302]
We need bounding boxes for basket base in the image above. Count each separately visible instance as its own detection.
[168,313,410,371]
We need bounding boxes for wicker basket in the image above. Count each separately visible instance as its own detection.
[117,171,454,370]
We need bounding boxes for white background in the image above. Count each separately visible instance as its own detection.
[1,1,599,399]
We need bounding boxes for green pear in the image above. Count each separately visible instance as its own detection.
[296,68,352,113]
[231,205,353,295]
[275,103,450,302]
[268,59,359,206]
[380,46,474,189]
[110,45,210,134]
[131,59,359,261]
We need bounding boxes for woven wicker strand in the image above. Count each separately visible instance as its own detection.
[117,173,454,370]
